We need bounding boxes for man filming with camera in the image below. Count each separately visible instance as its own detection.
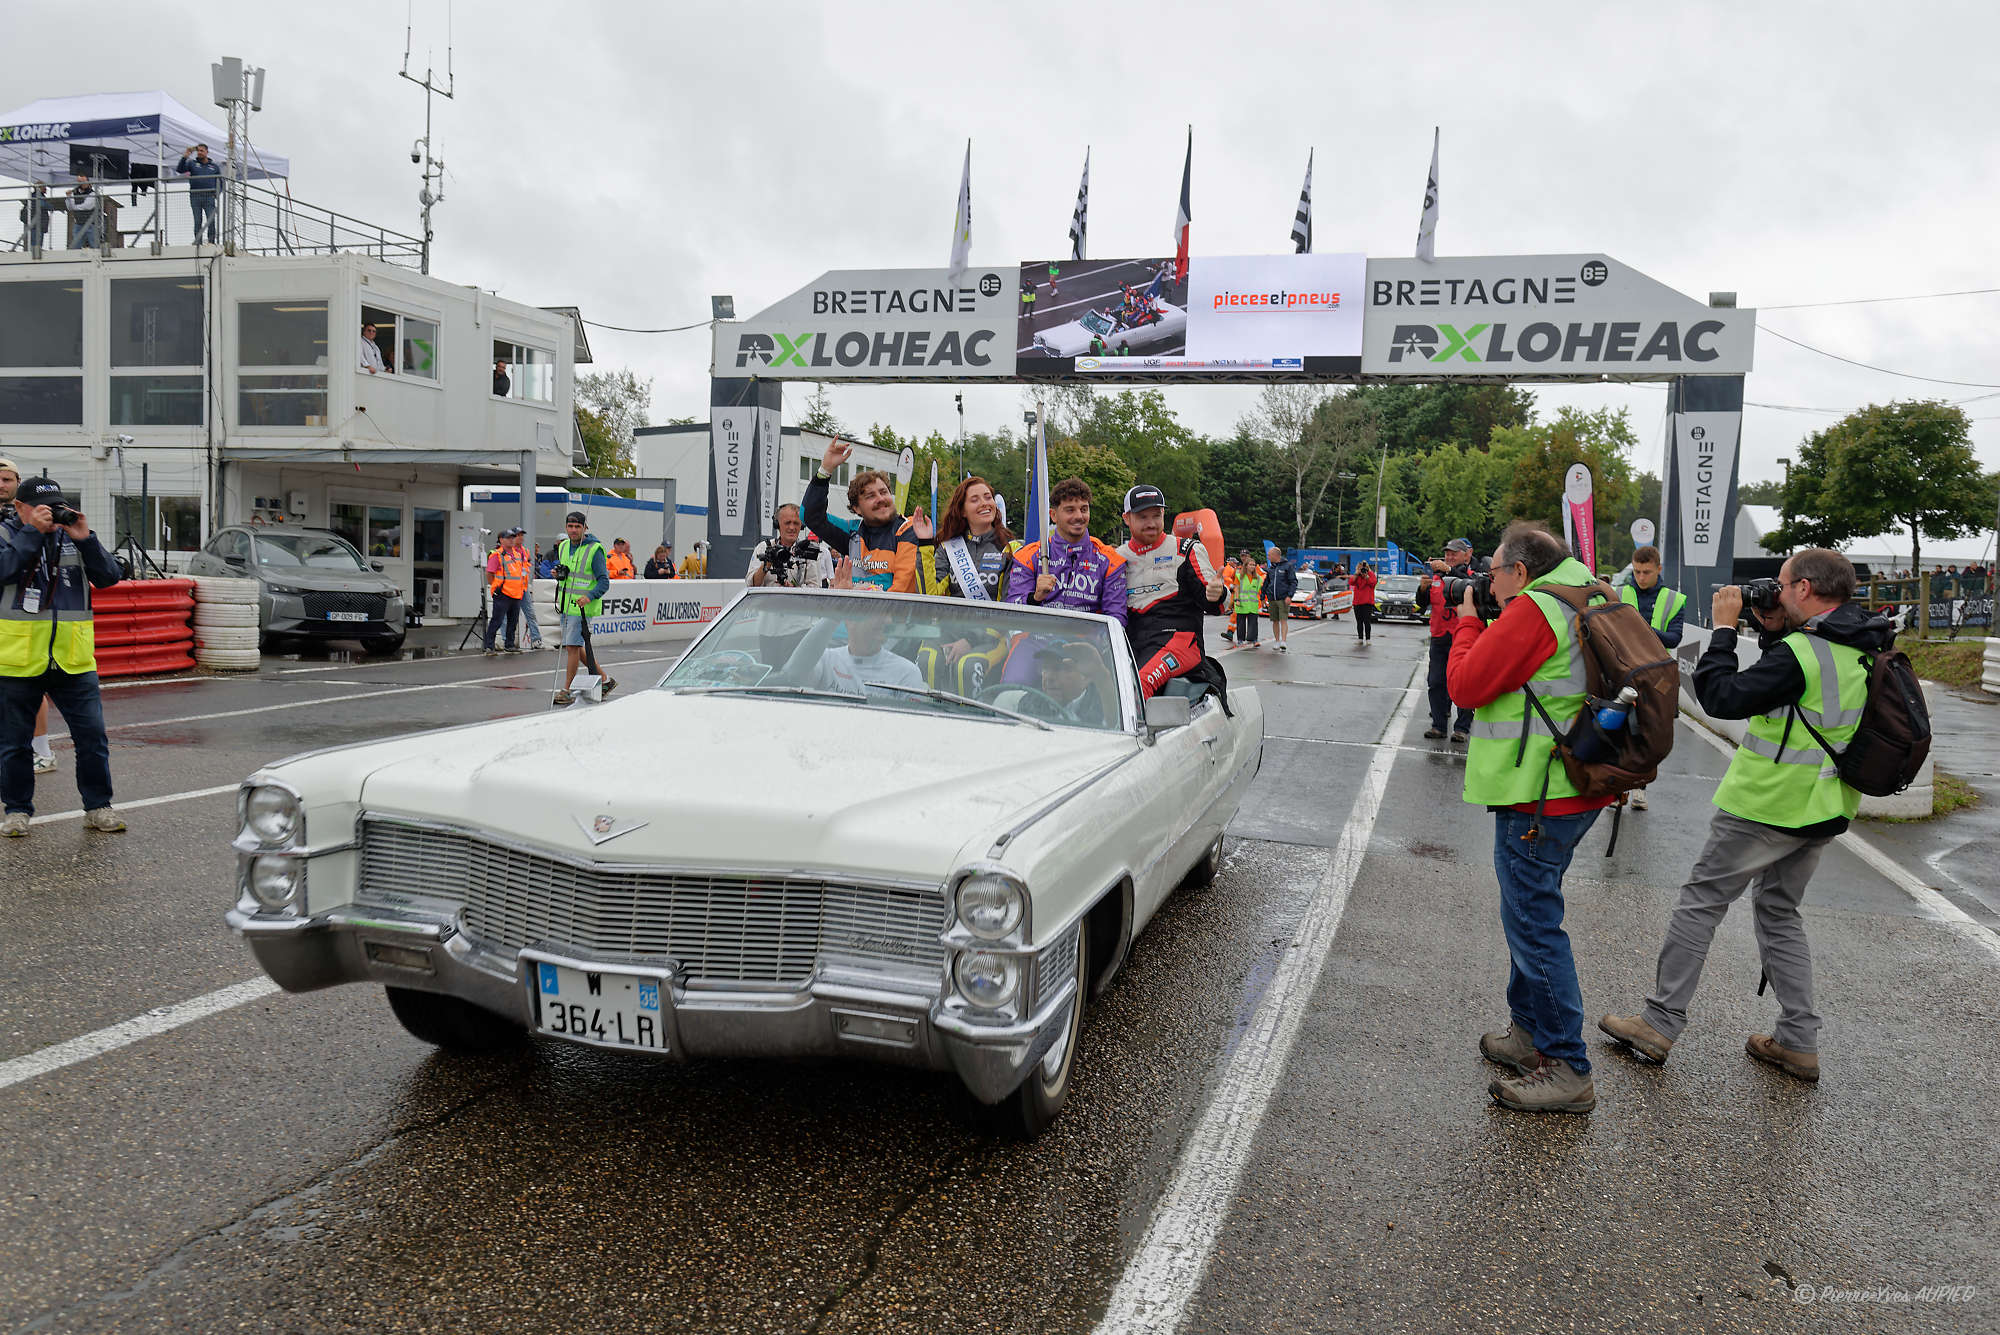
[1420,538,1485,742]
[1600,550,1892,1085]
[747,504,833,588]
[1444,522,1610,1114]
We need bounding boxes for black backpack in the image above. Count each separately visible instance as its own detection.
[1786,645,1932,797]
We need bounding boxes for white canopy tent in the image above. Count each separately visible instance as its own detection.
[0,90,290,185]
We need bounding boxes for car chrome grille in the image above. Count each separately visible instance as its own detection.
[301,591,387,618]
[358,818,947,985]
[1033,922,1082,1011]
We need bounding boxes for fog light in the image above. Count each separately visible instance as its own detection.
[953,951,1021,1010]
[249,854,302,909]
[364,941,433,973]
[243,785,300,847]
[955,872,1025,941]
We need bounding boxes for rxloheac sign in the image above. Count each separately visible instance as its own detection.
[717,267,1019,379]
[1361,255,1754,377]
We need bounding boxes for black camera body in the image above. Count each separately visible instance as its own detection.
[1443,571,1503,622]
[1742,578,1783,613]
[763,534,823,585]
[48,504,80,527]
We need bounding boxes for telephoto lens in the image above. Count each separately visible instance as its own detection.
[1742,578,1782,612]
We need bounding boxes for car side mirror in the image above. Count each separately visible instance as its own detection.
[370,559,385,572]
[1144,695,1192,733]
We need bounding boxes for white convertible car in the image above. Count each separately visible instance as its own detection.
[227,589,1263,1136]
[1033,298,1189,357]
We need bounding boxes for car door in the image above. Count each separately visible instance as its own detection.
[1130,710,1213,922]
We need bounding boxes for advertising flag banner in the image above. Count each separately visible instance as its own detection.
[929,459,939,523]
[756,407,780,536]
[717,267,1018,380]
[1631,518,1656,549]
[1291,149,1313,255]
[1070,148,1090,262]
[1672,411,1741,568]
[710,407,753,538]
[893,445,916,510]
[1416,128,1439,261]
[949,141,971,275]
[1172,130,1191,282]
[1361,254,1756,378]
[1562,463,1596,573]
[1025,410,1050,549]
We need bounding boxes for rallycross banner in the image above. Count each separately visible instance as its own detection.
[1671,411,1741,568]
[717,268,1018,380]
[1362,255,1755,377]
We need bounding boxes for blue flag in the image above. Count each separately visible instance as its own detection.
[1024,410,1050,550]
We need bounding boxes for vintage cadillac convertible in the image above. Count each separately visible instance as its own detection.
[227,588,1263,1135]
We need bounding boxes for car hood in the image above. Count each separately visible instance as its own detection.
[316,692,1137,881]
[258,567,398,592]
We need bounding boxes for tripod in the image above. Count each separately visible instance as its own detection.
[457,556,492,650]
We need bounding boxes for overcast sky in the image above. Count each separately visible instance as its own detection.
[11,0,1997,518]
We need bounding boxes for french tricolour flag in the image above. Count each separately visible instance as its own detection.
[1171,128,1191,283]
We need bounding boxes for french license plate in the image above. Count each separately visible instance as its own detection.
[325,611,368,622]
[530,960,669,1052]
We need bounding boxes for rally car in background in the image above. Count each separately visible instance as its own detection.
[1373,573,1426,622]
[1282,570,1351,620]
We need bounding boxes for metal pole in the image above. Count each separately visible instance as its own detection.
[1372,437,1388,571]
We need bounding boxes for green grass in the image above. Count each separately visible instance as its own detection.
[1866,769,1980,823]
[1897,637,1984,689]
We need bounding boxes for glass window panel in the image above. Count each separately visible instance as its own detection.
[238,374,327,427]
[493,340,554,402]
[366,505,402,559]
[329,502,366,552]
[239,300,328,368]
[0,282,84,368]
[114,495,157,548]
[0,375,83,424]
[159,497,202,551]
[400,316,438,380]
[111,374,204,426]
[111,278,205,367]
[413,508,446,563]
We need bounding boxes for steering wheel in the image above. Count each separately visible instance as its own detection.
[977,683,1066,720]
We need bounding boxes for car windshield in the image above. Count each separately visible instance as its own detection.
[1079,311,1114,337]
[1379,574,1421,594]
[1296,573,1318,593]
[253,533,370,571]
[660,592,1127,732]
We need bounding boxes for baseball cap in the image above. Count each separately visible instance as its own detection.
[500,526,522,538]
[1122,484,1167,514]
[1445,537,1474,552]
[1034,644,1083,667]
[18,477,66,508]
[0,456,18,475]
[564,510,587,524]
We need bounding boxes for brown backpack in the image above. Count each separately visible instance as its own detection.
[1521,579,1681,812]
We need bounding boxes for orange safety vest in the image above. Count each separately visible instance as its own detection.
[490,546,531,598]
[606,550,637,580]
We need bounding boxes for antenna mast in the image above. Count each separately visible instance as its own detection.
[400,0,455,274]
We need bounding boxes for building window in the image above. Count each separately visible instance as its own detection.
[358,305,441,382]
[798,457,813,483]
[238,300,328,427]
[493,340,553,403]
[112,494,202,552]
[112,278,204,366]
[366,505,403,559]
[111,375,204,427]
[0,280,84,423]
[329,502,365,552]
[413,508,446,563]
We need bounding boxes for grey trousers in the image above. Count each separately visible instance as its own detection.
[1643,810,1829,1053]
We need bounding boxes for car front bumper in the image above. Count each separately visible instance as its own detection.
[226,899,1078,1105]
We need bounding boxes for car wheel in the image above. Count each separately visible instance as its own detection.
[977,917,1088,1140]
[1183,833,1225,890]
[362,636,406,658]
[384,986,524,1053]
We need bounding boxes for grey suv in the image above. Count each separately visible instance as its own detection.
[188,526,406,656]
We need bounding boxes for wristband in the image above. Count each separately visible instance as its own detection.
[815,467,831,481]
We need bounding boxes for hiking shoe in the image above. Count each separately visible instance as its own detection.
[503,646,522,654]
[33,753,58,775]
[1479,1022,1539,1076]
[1423,727,1446,740]
[599,677,618,698]
[1629,791,1648,811]
[483,648,500,657]
[552,689,575,707]
[1449,729,1469,744]
[1599,1013,1673,1063]
[0,812,27,837]
[83,807,126,833]
[1490,1056,1596,1114]
[1746,1033,1820,1082]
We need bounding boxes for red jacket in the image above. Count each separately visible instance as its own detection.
[1350,570,1377,606]
[1445,600,1615,816]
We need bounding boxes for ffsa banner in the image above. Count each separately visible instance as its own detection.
[1673,411,1741,568]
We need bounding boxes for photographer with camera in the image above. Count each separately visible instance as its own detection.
[748,504,833,588]
[1444,522,1609,1114]
[1420,538,1486,741]
[551,512,617,708]
[1600,550,1893,1085]
[1616,545,1685,810]
[1,478,125,837]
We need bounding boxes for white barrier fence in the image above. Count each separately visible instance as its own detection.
[1674,626,1933,819]
[526,578,741,648]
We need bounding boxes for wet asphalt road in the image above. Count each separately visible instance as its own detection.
[2,619,1996,1334]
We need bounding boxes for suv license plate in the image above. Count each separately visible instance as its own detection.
[325,611,368,622]
[531,960,669,1052]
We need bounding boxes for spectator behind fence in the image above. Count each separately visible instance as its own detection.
[606,538,638,580]
[175,143,221,243]
[18,183,52,253]
[644,544,676,579]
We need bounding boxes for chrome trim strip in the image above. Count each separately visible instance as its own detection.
[986,749,1143,858]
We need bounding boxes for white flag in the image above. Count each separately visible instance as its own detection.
[1415,127,1439,261]
[949,140,972,274]
[1291,148,1313,254]
[1069,147,1090,261]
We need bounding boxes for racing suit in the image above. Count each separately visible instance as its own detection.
[1118,532,1229,705]
[1003,533,1128,625]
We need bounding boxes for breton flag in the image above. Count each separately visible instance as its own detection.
[1291,148,1313,254]
[1171,127,1191,282]
[1024,406,1051,549]
[949,140,972,274]
[1415,126,1439,261]
[1069,147,1090,261]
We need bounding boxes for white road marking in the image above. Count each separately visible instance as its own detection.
[1677,715,2000,963]
[1097,657,1426,1335]
[0,978,280,1092]
[29,783,240,826]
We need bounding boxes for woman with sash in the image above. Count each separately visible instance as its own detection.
[911,477,1019,695]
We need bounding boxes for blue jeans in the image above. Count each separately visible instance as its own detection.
[1,669,113,816]
[1492,807,1601,1071]
[485,592,521,650]
[1428,635,1473,733]
[190,194,219,243]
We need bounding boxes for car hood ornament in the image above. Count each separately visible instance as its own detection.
[575,812,649,846]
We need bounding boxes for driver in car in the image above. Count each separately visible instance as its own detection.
[1036,643,1113,727]
[808,610,924,698]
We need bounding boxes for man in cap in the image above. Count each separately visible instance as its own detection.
[551,512,616,707]
[1115,484,1230,703]
[1035,641,1115,727]
[483,528,532,656]
[1419,538,1483,742]
[0,459,57,776]
[1,478,125,836]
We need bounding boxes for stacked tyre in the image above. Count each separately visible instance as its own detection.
[94,578,197,679]
[192,576,262,672]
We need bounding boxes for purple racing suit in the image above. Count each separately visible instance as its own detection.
[1002,533,1129,625]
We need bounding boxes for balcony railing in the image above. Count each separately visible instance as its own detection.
[3,175,423,267]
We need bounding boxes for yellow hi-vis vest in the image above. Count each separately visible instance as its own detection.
[1462,558,1595,807]
[1713,630,1868,827]
[1620,582,1687,634]
[0,538,96,676]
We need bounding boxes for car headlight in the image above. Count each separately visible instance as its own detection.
[242,785,301,847]
[955,871,1026,941]
[248,854,303,910]
[265,582,301,596]
[953,951,1022,1010]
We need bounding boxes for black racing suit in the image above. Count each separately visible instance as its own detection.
[1117,533,1229,709]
